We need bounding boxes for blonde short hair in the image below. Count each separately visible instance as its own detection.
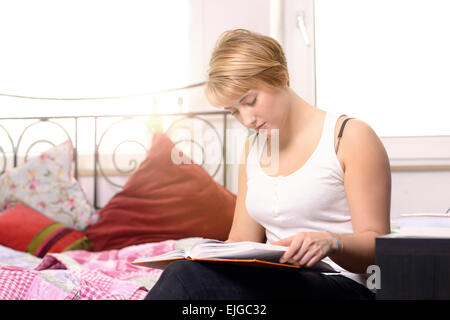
[205,29,290,107]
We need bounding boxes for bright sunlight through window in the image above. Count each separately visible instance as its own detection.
[314,0,450,137]
[0,0,190,117]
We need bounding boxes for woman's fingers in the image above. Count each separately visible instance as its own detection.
[290,239,312,265]
[305,254,323,268]
[279,235,303,263]
[298,246,321,266]
[278,231,333,267]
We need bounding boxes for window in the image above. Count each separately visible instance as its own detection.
[0,0,190,117]
[314,0,450,137]
[282,0,450,168]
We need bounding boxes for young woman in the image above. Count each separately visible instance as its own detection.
[145,29,391,300]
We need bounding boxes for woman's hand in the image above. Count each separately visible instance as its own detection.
[270,232,337,267]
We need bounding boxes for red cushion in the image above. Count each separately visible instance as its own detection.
[85,131,236,251]
[0,204,92,257]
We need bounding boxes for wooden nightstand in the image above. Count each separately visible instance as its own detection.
[375,234,450,299]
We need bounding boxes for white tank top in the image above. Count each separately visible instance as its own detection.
[245,110,369,287]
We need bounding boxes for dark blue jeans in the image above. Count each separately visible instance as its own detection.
[145,260,375,300]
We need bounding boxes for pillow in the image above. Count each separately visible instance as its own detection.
[0,204,92,257]
[85,131,236,251]
[0,141,98,230]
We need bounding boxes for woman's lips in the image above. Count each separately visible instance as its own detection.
[256,122,266,130]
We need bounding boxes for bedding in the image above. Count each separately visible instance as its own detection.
[0,117,236,300]
[0,238,188,299]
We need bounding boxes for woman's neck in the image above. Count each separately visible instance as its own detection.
[278,89,317,149]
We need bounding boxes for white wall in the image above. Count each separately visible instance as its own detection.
[391,171,450,217]
[185,0,271,109]
[183,0,271,195]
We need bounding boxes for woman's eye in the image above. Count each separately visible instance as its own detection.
[231,110,239,116]
[247,97,257,106]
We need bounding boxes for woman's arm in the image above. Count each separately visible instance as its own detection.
[329,119,391,273]
[226,135,266,243]
[272,120,391,273]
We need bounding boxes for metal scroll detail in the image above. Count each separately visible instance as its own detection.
[15,119,75,164]
[0,111,230,210]
[112,140,147,174]
[95,117,150,189]
[0,119,75,174]
[0,124,14,175]
[95,114,225,189]
[165,114,223,179]
[23,140,56,162]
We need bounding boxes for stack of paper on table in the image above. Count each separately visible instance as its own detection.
[391,213,450,238]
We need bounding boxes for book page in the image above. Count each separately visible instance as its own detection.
[132,248,186,264]
[189,240,288,261]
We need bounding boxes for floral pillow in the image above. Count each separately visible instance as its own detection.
[0,141,97,230]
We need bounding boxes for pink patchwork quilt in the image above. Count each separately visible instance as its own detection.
[0,239,180,300]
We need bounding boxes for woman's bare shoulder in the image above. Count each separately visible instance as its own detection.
[338,118,388,172]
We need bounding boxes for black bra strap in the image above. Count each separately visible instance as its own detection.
[338,117,355,138]
[336,117,355,154]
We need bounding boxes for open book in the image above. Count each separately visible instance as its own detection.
[132,238,338,273]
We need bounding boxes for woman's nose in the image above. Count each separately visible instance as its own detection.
[241,109,257,128]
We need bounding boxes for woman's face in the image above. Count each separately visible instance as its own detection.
[224,86,290,135]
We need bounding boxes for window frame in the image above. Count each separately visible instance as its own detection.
[281,0,450,171]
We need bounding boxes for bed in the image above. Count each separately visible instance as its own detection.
[0,110,239,300]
